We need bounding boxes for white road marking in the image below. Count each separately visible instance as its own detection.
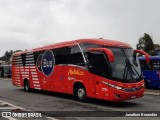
[46,117,59,120]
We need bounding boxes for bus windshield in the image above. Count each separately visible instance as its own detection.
[109,48,142,83]
[80,43,142,83]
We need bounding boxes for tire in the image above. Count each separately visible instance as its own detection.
[24,80,30,92]
[75,85,87,102]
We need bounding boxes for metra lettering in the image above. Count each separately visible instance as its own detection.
[43,59,53,67]
[68,69,84,75]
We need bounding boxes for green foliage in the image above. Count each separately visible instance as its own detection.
[0,50,22,61]
[136,33,154,55]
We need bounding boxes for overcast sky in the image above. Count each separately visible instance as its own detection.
[0,0,160,56]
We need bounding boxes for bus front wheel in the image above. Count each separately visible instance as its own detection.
[24,80,30,92]
[75,85,87,102]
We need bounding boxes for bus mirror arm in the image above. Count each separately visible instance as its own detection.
[134,50,150,63]
[88,48,114,62]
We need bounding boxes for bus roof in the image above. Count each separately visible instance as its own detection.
[14,38,132,55]
[138,56,160,60]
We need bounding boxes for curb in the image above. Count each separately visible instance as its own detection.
[0,78,11,81]
[145,92,160,96]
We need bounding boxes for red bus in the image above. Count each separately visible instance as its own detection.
[12,38,150,101]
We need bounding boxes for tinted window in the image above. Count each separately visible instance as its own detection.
[85,51,111,78]
[53,45,85,67]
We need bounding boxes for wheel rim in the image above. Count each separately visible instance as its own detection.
[78,88,85,99]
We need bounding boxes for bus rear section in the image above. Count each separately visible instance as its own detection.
[12,39,150,102]
[0,65,12,77]
[138,56,160,88]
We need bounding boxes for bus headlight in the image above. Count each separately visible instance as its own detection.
[102,81,123,90]
[115,86,123,90]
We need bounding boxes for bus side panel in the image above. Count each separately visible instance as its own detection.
[143,70,160,88]
[43,65,97,98]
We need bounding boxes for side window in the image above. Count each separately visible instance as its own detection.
[53,45,85,67]
[53,47,70,64]
[85,51,111,78]
[67,46,85,66]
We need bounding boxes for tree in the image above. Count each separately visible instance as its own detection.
[136,33,154,55]
[0,50,22,62]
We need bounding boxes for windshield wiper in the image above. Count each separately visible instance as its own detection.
[123,58,142,81]
[123,58,133,80]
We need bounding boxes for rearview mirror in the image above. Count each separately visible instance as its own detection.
[134,50,150,63]
[88,48,114,62]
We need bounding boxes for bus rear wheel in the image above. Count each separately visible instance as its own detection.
[75,85,87,102]
[24,80,30,92]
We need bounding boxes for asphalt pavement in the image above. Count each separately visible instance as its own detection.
[1,77,160,120]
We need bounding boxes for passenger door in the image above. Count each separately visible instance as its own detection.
[86,51,111,98]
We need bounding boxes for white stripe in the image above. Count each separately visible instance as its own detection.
[26,61,35,63]
[3,117,17,120]
[0,107,21,110]
[32,78,38,80]
[30,66,36,68]
[26,58,34,60]
[13,59,22,62]
[30,69,36,72]
[20,69,24,71]
[33,81,39,84]
[13,74,20,77]
[21,72,29,74]
[14,64,23,67]
[34,87,41,90]
[25,66,29,68]
[20,68,29,71]
[26,55,34,57]
[31,72,37,74]
[25,63,35,66]
[32,75,38,77]
[22,75,29,77]
[34,84,40,87]
[0,100,25,110]
[15,61,22,64]
[46,117,59,120]
[13,77,20,79]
